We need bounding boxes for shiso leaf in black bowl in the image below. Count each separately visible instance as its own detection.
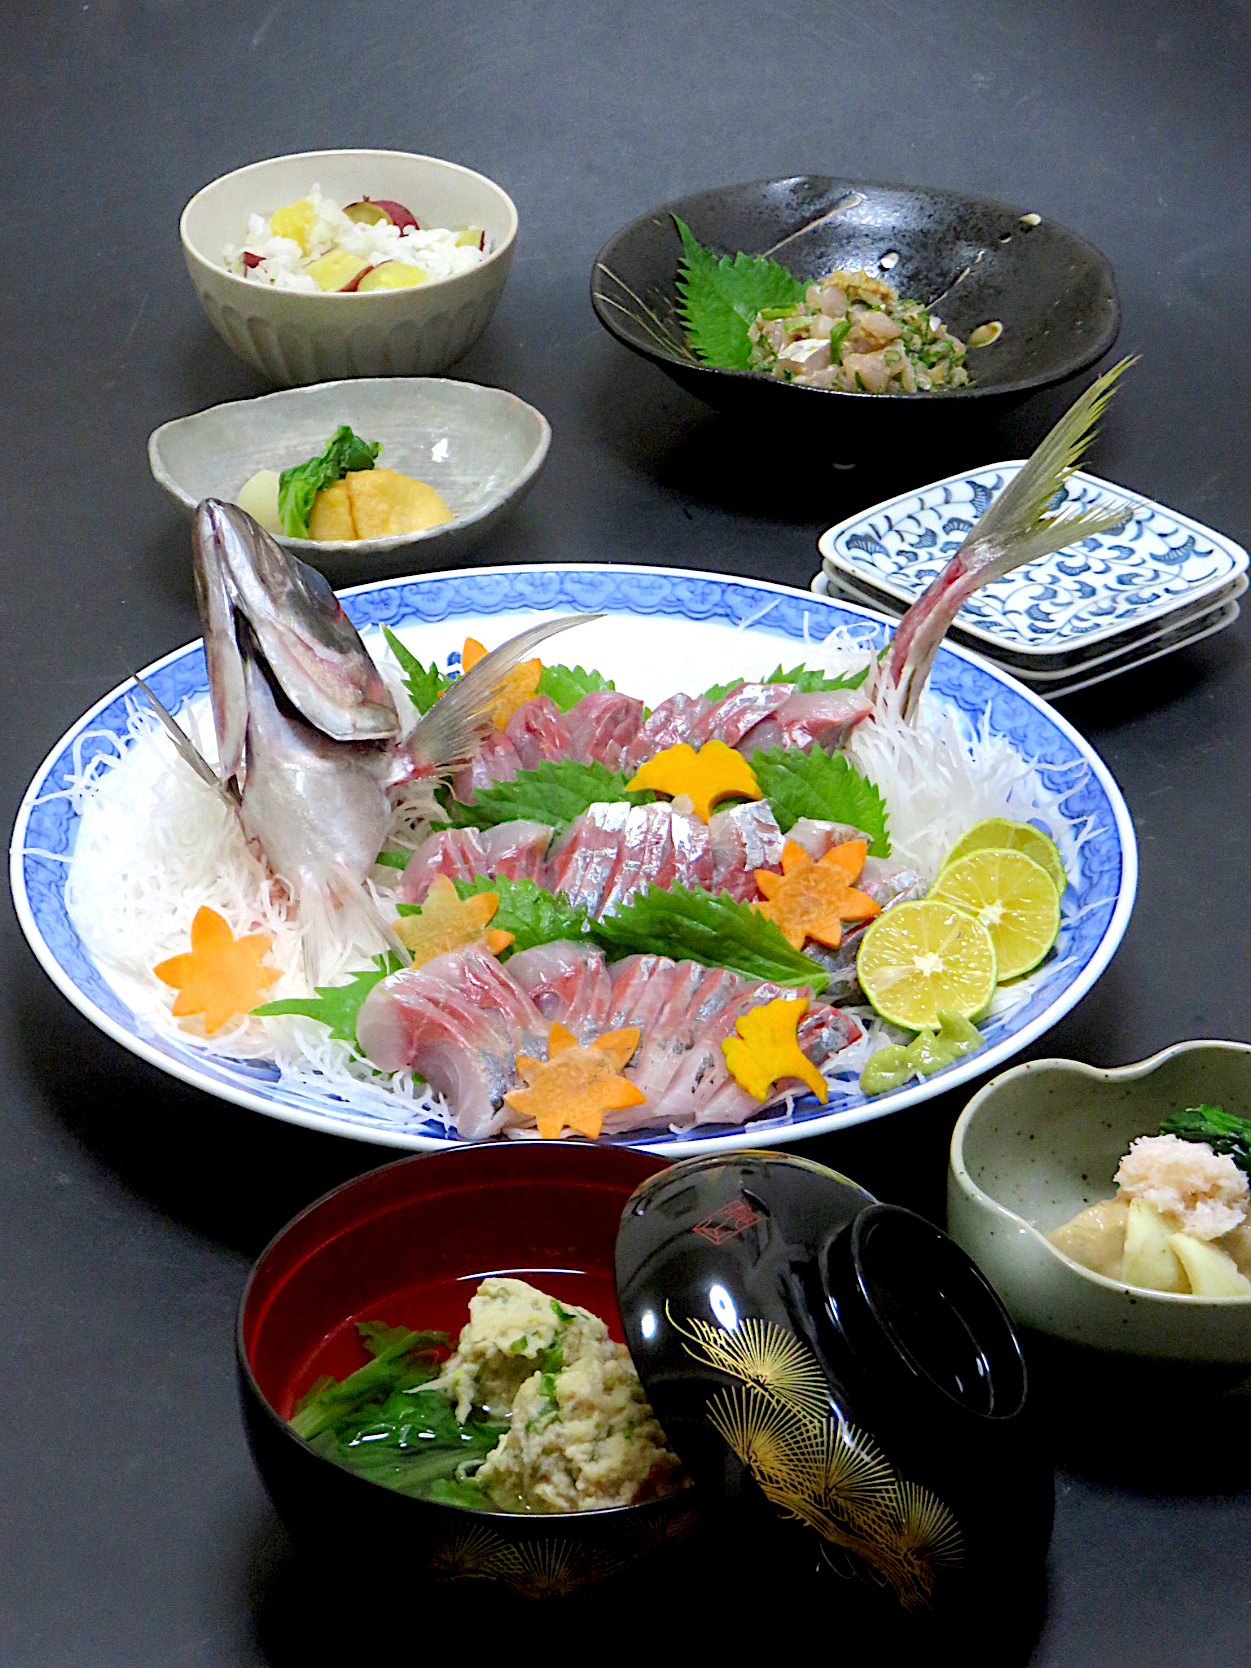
[590,175,1120,442]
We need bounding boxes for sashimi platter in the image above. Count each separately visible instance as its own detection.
[12,374,1136,1155]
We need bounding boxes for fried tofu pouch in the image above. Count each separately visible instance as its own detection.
[307,466,453,540]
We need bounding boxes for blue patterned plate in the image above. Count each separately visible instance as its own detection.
[10,565,1137,1156]
[819,465,1248,660]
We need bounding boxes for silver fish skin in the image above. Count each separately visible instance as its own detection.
[236,625,395,895]
[192,500,400,782]
[188,499,600,897]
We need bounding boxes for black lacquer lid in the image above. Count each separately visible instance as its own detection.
[615,1151,1052,1620]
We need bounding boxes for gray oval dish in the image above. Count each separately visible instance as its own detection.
[148,377,550,583]
[591,176,1120,435]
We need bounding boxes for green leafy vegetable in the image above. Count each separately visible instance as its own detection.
[673,216,805,371]
[439,758,654,835]
[255,952,403,1049]
[703,661,875,701]
[290,1325,447,1441]
[762,661,874,693]
[278,425,381,538]
[382,626,452,713]
[752,747,890,857]
[550,1299,576,1324]
[535,664,617,711]
[291,1321,506,1503]
[451,875,591,955]
[593,882,828,993]
[373,850,411,871]
[1159,1104,1251,1177]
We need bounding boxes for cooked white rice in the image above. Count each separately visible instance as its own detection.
[224,183,488,290]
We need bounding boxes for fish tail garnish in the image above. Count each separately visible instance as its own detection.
[884,357,1137,720]
[404,612,601,776]
[132,672,240,809]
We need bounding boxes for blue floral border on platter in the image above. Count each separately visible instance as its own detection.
[13,565,1134,1152]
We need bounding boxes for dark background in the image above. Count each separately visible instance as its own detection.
[3,1,1249,1661]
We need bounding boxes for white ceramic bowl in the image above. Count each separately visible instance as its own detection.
[180,150,518,385]
[948,1041,1251,1363]
[148,377,550,583]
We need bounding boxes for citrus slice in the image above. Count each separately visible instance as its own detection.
[940,817,1067,895]
[856,900,997,1030]
[928,849,1061,981]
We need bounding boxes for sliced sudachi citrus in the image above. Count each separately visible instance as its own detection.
[928,848,1061,981]
[939,817,1067,895]
[855,900,997,1030]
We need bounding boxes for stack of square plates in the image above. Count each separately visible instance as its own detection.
[814,463,1246,698]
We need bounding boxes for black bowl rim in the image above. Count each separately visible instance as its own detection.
[235,1142,688,1528]
[589,172,1122,403]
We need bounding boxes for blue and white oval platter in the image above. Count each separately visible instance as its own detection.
[9,565,1137,1156]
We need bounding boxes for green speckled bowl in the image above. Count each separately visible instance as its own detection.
[947,1041,1251,1361]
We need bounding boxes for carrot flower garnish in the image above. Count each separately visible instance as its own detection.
[752,838,880,950]
[153,906,280,1034]
[505,1021,644,1139]
[394,874,514,965]
[721,996,828,1104]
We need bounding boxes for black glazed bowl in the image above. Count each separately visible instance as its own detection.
[616,1151,1053,1626]
[590,175,1120,441]
[237,1142,697,1599]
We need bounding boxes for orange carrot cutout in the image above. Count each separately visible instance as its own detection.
[504,1021,644,1139]
[625,739,762,823]
[461,636,542,729]
[721,996,828,1104]
[153,906,280,1034]
[394,874,514,965]
[752,839,880,951]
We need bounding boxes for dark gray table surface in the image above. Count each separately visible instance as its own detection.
[3,1,1250,1660]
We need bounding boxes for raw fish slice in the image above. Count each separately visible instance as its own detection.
[597,803,678,916]
[785,817,872,860]
[355,946,548,1139]
[620,694,714,772]
[546,802,640,916]
[611,960,733,1106]
[741,688,874,755]
[687,684,792,749]
[503,694,571,770]
[506,941,615,1039]
[708,802,787,900]
[684,989,862,1128]
[450,730,523,803]
[397,820,552,904]
[563,690,646,768]
[601,955,685,1041]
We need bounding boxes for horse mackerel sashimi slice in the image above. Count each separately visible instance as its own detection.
[354,940,862,1138]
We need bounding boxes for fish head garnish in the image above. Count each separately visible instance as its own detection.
[193,500,400,775]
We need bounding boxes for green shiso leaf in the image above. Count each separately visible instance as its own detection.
[278,424,381,538]
[673,216,805,371]
[382,626,452,714]
[451,874,591,955]
[762,661,874,693]
[373,850,411,870]
[752,747,890,858]
[535,664,617,711]
[255,952,404,1049]
[593,882,828,993]
[1159,1104,1251,1177]
[703,661,875,701]
[439,759,654,835]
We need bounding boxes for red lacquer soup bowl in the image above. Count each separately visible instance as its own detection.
[237,1142,698,1597]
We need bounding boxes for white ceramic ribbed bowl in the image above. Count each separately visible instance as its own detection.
[948,1041,1251,1363]
[180,150,518,386]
